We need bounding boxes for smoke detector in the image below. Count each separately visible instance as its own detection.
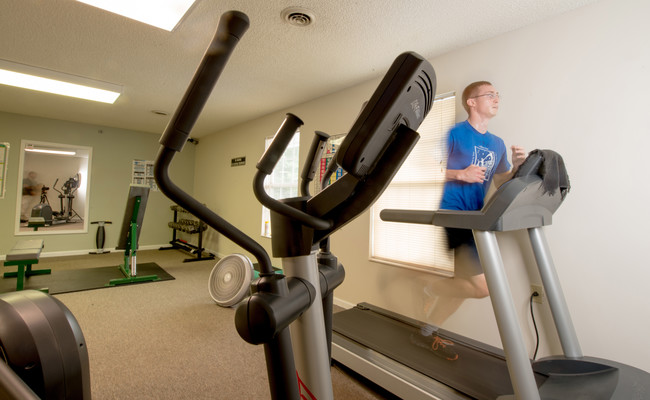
[281,7,315,27]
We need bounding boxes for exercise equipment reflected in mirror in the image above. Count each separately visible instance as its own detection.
[15,140,91,235]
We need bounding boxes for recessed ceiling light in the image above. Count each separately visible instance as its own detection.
[0,59,122,104]
[76,0,197,31]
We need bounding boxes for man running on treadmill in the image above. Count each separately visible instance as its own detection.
[420,81,527,360]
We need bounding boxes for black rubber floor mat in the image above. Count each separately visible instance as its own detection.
[1,263,174,294]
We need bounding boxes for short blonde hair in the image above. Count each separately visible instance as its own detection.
[461,81,492,114]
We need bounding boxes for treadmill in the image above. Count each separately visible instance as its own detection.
[332,150,650,399]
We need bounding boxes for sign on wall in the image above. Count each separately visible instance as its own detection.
[231,156,246,167]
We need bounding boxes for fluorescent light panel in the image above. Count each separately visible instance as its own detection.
[76,0,196,31]
[25,147,77,156]
[0,60,121,104]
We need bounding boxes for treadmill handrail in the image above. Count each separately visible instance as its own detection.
[380,152,565,232]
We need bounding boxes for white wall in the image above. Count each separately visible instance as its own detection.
[194,0,650,372]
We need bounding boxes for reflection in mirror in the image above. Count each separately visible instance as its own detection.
[16,140,92,235]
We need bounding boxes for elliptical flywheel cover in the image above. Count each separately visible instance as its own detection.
[0,290,91,399]
[208,254,254,307]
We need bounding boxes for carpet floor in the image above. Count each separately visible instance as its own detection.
[2,249,395,399]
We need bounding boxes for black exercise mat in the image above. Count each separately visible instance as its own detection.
[0,263,174,295]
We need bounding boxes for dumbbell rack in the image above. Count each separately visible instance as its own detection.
[159,205,215,262]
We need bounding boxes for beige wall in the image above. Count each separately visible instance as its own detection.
[0,111,195,255]
[194,0,650,372]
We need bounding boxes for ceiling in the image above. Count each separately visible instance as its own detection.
[1,0,598,137]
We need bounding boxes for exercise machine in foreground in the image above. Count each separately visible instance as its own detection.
[153,9,435,400]
[332,150,650,399]
[0,290,91,400]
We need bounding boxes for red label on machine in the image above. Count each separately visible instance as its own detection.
[297,371,317,400]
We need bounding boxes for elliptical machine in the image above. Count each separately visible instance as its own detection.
[51,174,82,224]
[153,10,436,400]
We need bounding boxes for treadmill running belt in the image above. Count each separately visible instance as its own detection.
[333,305,543,399]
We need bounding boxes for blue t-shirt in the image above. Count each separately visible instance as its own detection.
[440,120,510,211]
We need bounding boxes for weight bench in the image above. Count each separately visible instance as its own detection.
[3,239,50,292]
[27,217,46,231]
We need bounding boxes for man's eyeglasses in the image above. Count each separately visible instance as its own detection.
[471,92,501,100]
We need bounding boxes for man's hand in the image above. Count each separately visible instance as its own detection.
[461,164,486,183]
[493,146,528,188]
[511,145,527,170]
[446,165,487,183]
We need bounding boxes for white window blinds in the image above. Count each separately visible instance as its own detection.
[261,132,300,237]
[370,93,456,274]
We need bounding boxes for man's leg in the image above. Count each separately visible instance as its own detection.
[426,273,487,326]
[426,244,488,321]
[415,245,489,360]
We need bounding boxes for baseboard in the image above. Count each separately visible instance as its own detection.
[333,297,355,310]
[0,244,171,260]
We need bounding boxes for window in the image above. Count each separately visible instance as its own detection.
[370,93,456,275]
[261,132,300,237]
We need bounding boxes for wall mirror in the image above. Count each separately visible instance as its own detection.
[15,140,92,235]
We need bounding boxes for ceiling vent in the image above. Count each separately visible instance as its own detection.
[281,7,315,27]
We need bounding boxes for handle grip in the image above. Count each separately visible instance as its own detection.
[300,131,330,196]
[256,114,303,174]
[254,116,332,231]
[159,11,250,152]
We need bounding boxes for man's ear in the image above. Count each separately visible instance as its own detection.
[466,98,475,110]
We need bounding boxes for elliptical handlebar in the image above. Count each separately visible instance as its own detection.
[300,130,330,197]
[253,114,333,231]
[153,11,310,400]
[158,10,250,153]
[153,11,276,273]
[52,178,61,195]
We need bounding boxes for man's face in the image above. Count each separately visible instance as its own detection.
[470,84,500,117]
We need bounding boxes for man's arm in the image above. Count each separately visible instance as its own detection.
[493,170,514,188]
[446,164,486,183]
[493,145,527,188]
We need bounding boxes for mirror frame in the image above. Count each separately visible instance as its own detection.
[15,139,92,235]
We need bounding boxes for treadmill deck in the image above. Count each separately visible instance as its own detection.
[332,303,545,399]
